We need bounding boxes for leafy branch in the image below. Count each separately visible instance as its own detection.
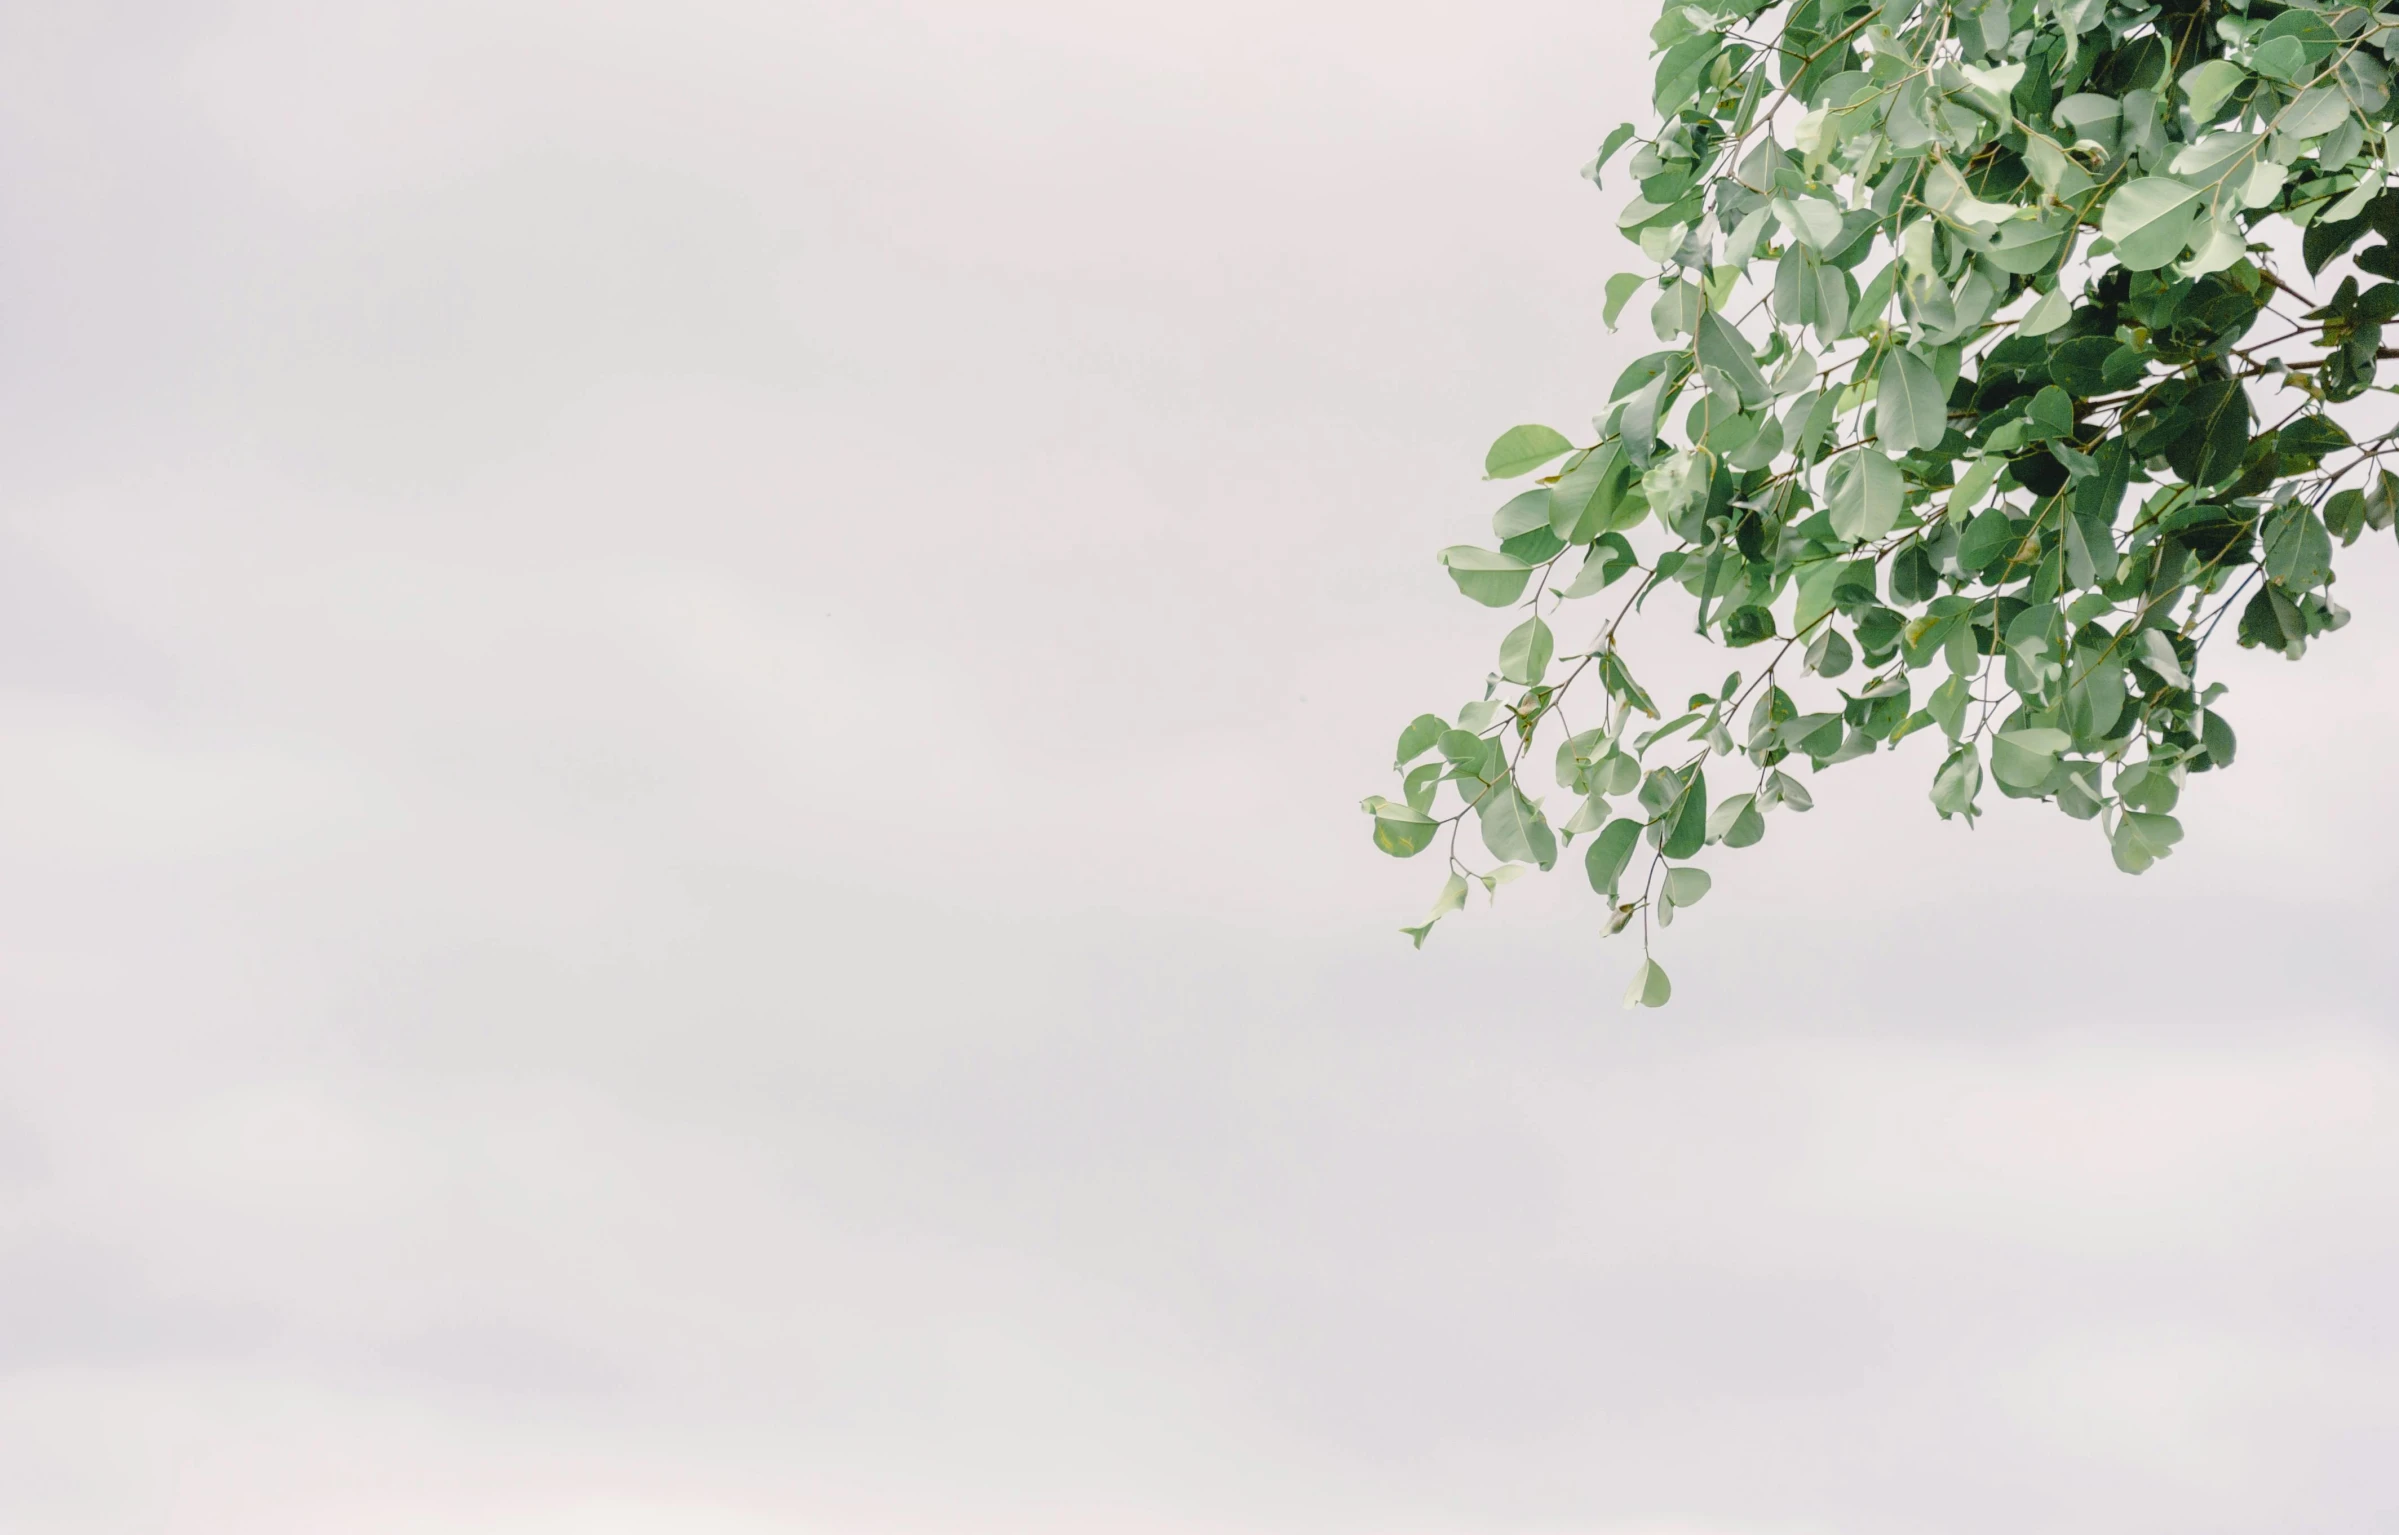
[1366,0,2399,1001]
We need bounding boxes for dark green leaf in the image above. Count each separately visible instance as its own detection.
[1890,542,1940,605]
[2201,709,2237,769]
[1958,506,2016,572]
[2160,380,2251,488]
[2237,584,2305,654]
[2324,487,2367,544]
[1660,765,1707,858]
[2277,414,2350,468]
[2048,336,2118,395]
[2262,503,2333,590]
[1721,604,1777,646]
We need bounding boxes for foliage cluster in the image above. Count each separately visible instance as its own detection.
[1366,0,2399,1003]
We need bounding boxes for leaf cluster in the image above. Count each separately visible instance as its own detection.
[1370,0,2399,1002]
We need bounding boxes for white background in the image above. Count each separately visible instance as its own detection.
[1,3,2396,1531]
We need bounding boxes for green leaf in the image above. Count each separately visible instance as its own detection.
[1436,728,1486,764]
[2262,502,2333,590]
[1370,802,1440,857]
[1876,348,1948,453]
[2278,85,2350,139]
[1773,195,1844,252]
[1485,424,1575,479]
[1661,866,1711,907]
[2101,345,2147,391]
[1930,744,1982,821]
[1929,673,1971,739]
[1788,388,1839,462]
[1501,524,1567,565]
[1600,649,1660,717]
[2325,487,2368,544]
[2238,582,2306,655]
[1851,264,1899,336]
[1499,615,1556,684]
[2064,651,2129,739]
[1653,33,1723,114]
[1395,714,1447,767]
[1556,727,1606,789]
[2252,35,2309,82]
[1439,546,1535,606]
[1990,726,2071,790]
[2180,59,2245,121]
[1805,624,1853,678]
[2110,809,2184,874]
[1427,872,1470,922]
[1583,122,1638,188]
[2134,628,2189,690]
[2100,177,2204,271]
[1624,958,1671,1009]
[1550,442,1623,540]
[2202,709,2237,769]
[2116,758,2180,813]
[1763,769,1812,811]
[1780,710,1845,757]
[2159,380,2251,488]
[1829,450,1904,542]
[2018,286,2074,336]
[1697,311,1772,408]
[2280,414,2351,466]
[1481,863,1530,898]
[1562,793,1610,835]
[1477,779,1557,870]
[1619,365,1684,468]
[1721,604,1777,646]
[1947,454,2003,521]
[1712,791,1766,847]
[1493,488,1552,538]
[1890,542,1939,606]
[1584,816,1642,897]
[1560,534,1638,596]
[1603,273,1645,331]
[1659,765,1707,858]
[2367,469,2399,530]
[2027,385,2075,440]
[2048,336,2119,395]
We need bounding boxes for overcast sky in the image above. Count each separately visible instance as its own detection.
[1,3,2396,1532]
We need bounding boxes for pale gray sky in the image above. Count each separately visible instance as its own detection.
[1,3,2396,1532]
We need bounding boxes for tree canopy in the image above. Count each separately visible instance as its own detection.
[1366,0,2399,1005]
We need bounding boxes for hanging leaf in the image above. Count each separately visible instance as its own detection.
[1624,959,1672,1008]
